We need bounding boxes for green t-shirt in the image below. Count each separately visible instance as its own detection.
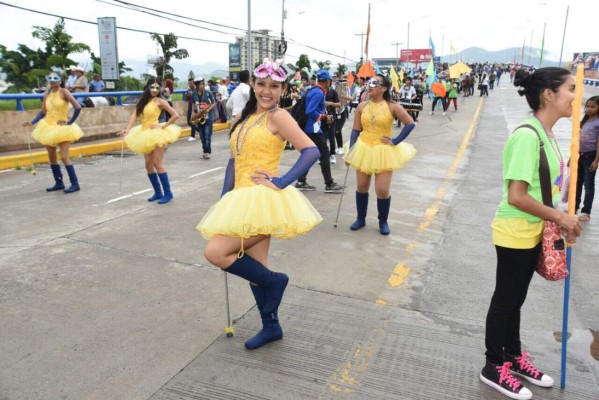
[494,117,561,223]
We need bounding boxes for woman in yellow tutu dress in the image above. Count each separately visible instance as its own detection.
[121,78,180,204]
[22,72,84,193]
[197,59,322,350]
[344,73,417,235]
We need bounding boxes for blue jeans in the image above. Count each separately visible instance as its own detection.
[576,151,597,215]
[199,119,213,154]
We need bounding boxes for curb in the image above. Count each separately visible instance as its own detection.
[0,123,231,171]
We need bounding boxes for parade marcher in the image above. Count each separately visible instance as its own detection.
[446,79,459,111]
[344,74,417,235]
[197,59,322,350]
[324,82,341,164]
[430,76,447,116]
[186,79,200,141]
[192,78,217,159]
[227,70,251,121]
[480,73,490,97]
[334,77,352,155]
[398,77,419,122]
[574,95,599,221]
[120,78,181,204]
[480,68,582,400]
[294,69,344,193]
[22,72,84,193]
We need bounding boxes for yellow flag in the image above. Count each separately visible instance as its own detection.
[390,67,400,92]
[399,69,404,83]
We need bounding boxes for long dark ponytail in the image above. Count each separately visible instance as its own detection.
[581,96,599,128]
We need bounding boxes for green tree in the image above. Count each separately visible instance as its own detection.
[286,63,297,73]
[336,63,348,77]
[313,59,331,71]
[295,54,311,72]
[90,52,132,80]
[31,18,91,75]
[150,33,189,79]
[114,76,143,91]
[0,44,49,93]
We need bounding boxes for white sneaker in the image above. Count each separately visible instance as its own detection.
[336,148,344,155]
[330,155,336,164]
[188,137,196,142]
[442,112,446,116]
[430,111,434,115]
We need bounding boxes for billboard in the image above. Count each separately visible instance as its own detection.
[400,49,433,63]
[97,17,119,81]
[572,52,599,79]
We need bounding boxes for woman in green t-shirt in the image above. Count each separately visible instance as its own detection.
[479,68,582,400]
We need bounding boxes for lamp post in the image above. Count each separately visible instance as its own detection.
[392,42,404,70]
[406,15,429,70]
[355,32,366,63]
[247,0,252,70]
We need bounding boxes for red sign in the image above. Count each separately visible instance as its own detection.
[400,49,433,63]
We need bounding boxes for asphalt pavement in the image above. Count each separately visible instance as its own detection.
[1,81,598,400]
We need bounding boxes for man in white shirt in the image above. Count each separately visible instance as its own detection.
[217,79,229,121]
[227,70,251,121]
[66,66,77,91]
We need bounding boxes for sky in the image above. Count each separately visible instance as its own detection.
[0,0,597,75]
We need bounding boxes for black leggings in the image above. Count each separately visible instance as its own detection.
[484,243,541,364]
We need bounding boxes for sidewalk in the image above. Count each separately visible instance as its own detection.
[0,84,597,400]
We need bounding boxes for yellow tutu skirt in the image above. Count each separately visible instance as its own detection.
[125,125,181,155]
[197,185,322,240]
[343,139,416,175]
[31,120,84,147]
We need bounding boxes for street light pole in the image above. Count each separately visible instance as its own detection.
[392,42,403,69]
[247,0,252,70]
[558,5,569,67]
[355,32,366,62]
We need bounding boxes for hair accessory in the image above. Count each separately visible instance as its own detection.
[253,58,287,82]
[46,75,61,83]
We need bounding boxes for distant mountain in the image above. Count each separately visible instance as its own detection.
[122,59,229,85]
[440,47,562,67]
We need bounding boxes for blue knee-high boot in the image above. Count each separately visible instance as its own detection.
[225,255,288,316]
[377,197,391,235]
[157,172,173,204]
[47,164,65,192]
[63,165,80,193]
[147,173,163,202]
[350,191,369,230]
[245,284,283,350]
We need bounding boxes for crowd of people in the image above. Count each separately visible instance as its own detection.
[19,59,598,400]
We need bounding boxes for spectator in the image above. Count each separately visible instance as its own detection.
[66,66,77,91]
[227,70,251,121]
[89,74,105,92]
[71,67,88,93]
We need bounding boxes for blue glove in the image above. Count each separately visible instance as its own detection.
[270,146,320,189]
[30,111,45,125]
[67,108,81,125]
[221,157,235,197]
[349,129,360,148]
[391,123,415,145]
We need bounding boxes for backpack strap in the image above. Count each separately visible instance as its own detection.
[517,123,553,208]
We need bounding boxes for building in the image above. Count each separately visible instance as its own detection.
[235,30,284,70]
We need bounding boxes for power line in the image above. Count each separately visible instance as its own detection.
[0,1,230,44]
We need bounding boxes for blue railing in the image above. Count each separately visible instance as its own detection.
[583,78,599,87]
[0,89,188,111]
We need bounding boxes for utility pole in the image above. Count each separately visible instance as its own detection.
[355,32,366,62]
[392,42,403,70]
[247,0,252,71]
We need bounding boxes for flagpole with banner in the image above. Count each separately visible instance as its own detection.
[560,64,584,390]
[539,22,546,67]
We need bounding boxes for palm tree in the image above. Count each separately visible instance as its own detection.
[32,18,90,75]
[336,63,348,77]
[150,33,189,79]
[313,59,332,71]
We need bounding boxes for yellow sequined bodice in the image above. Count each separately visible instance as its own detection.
[230,111,285,188]
[140,100,161,129]
[359,101,394,146]
[44,91,69,124]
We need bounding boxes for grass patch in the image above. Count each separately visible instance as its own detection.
[0,99,43,111]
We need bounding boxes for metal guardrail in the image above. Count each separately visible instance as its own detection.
[0,89,188,111]
[583,79,599,87]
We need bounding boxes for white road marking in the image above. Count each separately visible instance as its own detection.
[189,167,222,178]
[106,194,133,204]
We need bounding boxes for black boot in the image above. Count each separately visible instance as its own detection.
[350,192,368,230]
[245,284,283,350]
[377,197,391,235]
[46,164,65,192]
[63,165,80,193]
